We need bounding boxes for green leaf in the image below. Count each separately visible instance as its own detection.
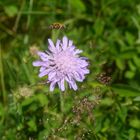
[132,16,140,30]
[137,4,140,15]
[4,5,18,17]
[119,50,137,59]
[69,0,86,13]
[116,59,125,70]
[94,18,105,36]
[118,107,127,123]
[101,119,110,132]
[128,129,136,140]
[37,94,48,106]
[21,96,35,107]
[112,84,140,97]
[27,118,37,132]
[133,55,140,67]
[125,71,135,79]
[125,32,135,45]
[128,60,136,71]
[133,96,140,101]
[129,118,140,129]
[100,98,114,106]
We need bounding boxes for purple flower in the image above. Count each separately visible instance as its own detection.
[33,36,89,91]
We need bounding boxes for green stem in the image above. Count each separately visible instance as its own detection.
[60,83,68,113]
[26,0,33,29]
[0,43,7,105]
[60,92,64,113]
[20,11,50,15]
[13,0,25,32]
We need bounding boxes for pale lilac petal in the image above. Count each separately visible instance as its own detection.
[37,52,48,61]
[70,80,78,91]
[48,39,55,48]
[76,71,85,80]
[79,60,89,67]
[33,61,46,67]
[48,39,56,53]
[65,75,77,90]
[62,36,68,50]
[50,81,56,91]
[56,39,61,51]
[58,81,61,89]
[82,69,90,74]
[45,51,52,56]
[74,49,83,55]
[66,74,72,81]
[69,84,72,89]
[65,77,69,83]
[68,40,73,47]
[65,76,72,88]
[66,79,72,89]
[81,57,88,60]
[60,79,65,91]
[39,69,50,77]
[68,45,75,52]
[73,72,83,82]
[48,71,56,81]
[39,67,46,72]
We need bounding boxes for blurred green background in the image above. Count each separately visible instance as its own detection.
[0,0,140,139]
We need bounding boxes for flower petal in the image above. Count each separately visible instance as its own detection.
[81,57,88,60]
[39,67,46,72]
[82,68,90,74]
[74,49,83,55]
[61,80,65,91]
[79,60,89,67]
[68,45,75,52]
[68,40,73,47]
[56,39,61,52]
[37,52,48,61]
[70,80,78,91]
[48,39,56,53]
[33,61,46,67]
[73,72,83,82]
[58,79,65,91]
[39,69,50,77]
[50,81,56,91]
[48,71,56,81]
[62,36,68,50]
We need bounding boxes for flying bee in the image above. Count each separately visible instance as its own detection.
[48,23,66,30]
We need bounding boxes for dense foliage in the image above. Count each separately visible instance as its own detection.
[0,0,140,139]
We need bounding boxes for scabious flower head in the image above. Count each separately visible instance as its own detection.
[33,36,89,91]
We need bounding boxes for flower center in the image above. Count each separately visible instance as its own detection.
[54,51,76,73]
